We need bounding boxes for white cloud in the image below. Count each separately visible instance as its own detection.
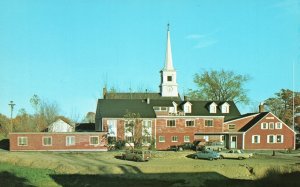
[186,30,219,49]
[194,39,218,49]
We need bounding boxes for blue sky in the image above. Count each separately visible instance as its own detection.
[0,0,299,120]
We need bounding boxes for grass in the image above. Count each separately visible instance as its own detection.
[0,162,58,186]
[0,150,300,186]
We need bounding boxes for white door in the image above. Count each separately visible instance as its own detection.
[230,136,237,149]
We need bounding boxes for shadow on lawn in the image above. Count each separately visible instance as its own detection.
[0,171,34,187]
[50,168,300,187]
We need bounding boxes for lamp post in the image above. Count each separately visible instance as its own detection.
[8,101,15,132]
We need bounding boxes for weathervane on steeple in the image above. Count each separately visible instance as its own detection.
[167,23,170,31]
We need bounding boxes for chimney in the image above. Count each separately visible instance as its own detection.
[103,87,107,99]
[147,98,150,104]
[259,102,264,113]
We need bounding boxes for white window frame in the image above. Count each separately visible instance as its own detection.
[275,122,282,129]
[251,135,260,144]
[184,136,190,142]
[221,103,230,113]
[185,120,195,127]
[204,119,214,127]
[269,122,274,130]
[267,135,275,143]
[276,134,284,143]
[171,136,178,142]
[228,124,236,130]
[108,120,117,137]
[261,122,268,129]
[42,136,52,146]
[210,105,217,113]
[159,136,165,142]
[166,119,176,127]
[89,136,99,145]
[17,137,28,146]
[66,136,75,146]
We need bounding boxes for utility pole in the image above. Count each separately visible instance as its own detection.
[8,101,15,132]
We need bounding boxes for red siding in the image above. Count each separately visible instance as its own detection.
[224,115,257,132]
[244,113,295,150]
[10,132,107,151]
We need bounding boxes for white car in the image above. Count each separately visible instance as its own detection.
[219,149,253,160]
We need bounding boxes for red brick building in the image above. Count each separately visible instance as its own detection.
[95,26,295,151]
[10,132,107,151]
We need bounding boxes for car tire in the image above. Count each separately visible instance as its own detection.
[209,157,213,161]
[220,155,224,159]
[179,147,183,151]
[194,155,198,159]
[134,157,139,162]
[238,157,243,160]
[123,156,126,160]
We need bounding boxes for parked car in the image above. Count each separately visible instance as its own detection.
[169,143,194,151]
[219,149,253,160]
[193,150,220,160]
[122,149,151,162]
[199,141,225,151]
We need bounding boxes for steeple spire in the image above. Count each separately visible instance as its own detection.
[163,23,174,70]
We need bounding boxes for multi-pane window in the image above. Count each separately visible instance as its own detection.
[124,121,134,143]
[142,120,152,145]
[90,136,99,145]
[269,122,274,130]
[18,137,28,146]
[276,135,283,143]
[261,122,268,129]
[252,135,260,143]
[66,136,75,146]
[275,122,282,129]
[43,136,52,146]
[125,136,133,143]
[267,135,275,143]
[210,105,217,113]
[167,120,176,127]
[205,119,213,127]
[228,124,236,130]
[108,120,117,137]
[171,136,178,142]
[185,120,195,127]
[159,136,165,142]
[184,136,190,142]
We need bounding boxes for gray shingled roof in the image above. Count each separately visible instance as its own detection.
[239,112,269,132]
[96,99,241,119]
[104,92,181,101]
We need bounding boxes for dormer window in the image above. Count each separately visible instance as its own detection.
[209,102,217,113]
[183,102,192,113]
[221,102,230,113]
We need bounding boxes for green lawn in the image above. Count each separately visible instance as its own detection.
[0,150,300,186]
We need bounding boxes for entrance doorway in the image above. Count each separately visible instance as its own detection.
[230,136,237,149]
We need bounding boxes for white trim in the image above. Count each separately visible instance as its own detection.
[154,119,157,148]
[185,119,195,127]
[166,119,176,127]
[157,116,224,119]
[242,132,245,149]
[42,136,52,146]
[66,136,75,146]
[244,112,295,134]
[251,135,260,144]
[17,136,28,146]
[89,136,99,145]
[204,119,214,127]
[261,122,268,129]
[171,136,178,142]
[184,135,190,142]
[158,136,165,142]
[275,122,282,129]
[269,122,274,130]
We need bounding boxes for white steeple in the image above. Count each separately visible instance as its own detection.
[163,24,174,70]
[160,24,178,97]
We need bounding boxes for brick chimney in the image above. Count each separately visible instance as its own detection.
[259,102,264,113]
